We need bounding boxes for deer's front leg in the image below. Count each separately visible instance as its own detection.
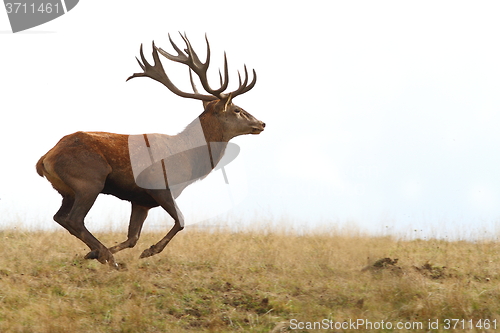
[108,203,150,254]
[140,189,185,258]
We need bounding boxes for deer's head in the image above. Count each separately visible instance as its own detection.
[127,33,265,142]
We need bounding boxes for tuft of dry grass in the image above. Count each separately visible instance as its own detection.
[0,227,500,332]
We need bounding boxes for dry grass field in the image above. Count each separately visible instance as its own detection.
[0,226,500,332]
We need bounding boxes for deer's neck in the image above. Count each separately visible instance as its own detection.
[178,115,228,169]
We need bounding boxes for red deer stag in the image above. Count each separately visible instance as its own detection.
[36,33,265,267]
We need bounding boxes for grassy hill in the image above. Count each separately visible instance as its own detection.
[0,227,499,332]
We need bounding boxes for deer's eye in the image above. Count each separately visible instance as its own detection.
[234,108,241,113]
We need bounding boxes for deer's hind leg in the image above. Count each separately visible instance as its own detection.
[47,157,116,266]
[53,196,76,234]
[61,188,117,266]
[53,195,105,261]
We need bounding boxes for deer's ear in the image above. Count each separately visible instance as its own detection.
[202,100,211,109]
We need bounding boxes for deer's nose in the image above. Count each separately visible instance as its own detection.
[261,121,266,128]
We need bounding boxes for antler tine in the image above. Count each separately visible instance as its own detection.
[179,32,206,71]
[189,69,200,94]
[218,51,229,93]
[127,41,216,101]
[184,33,229,97]
[126,43,155,81]
[231,65,257,98]
[167,33,188,62]
[242,68,257,95]
[157,33,229,98]
[134,44,146,72]
[152,33,188,64]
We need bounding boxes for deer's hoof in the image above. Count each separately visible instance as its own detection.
[84,250,99,260]
[85,249,117,266]
[139,246,156,259]
[108,261,126,270]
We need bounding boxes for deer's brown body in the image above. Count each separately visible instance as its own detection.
[36,34,264,267]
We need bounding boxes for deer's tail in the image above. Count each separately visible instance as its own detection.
[36,155,46,177]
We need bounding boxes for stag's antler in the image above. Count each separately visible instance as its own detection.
[127,32,257,101]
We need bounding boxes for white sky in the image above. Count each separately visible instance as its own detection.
[1,1,500,239]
